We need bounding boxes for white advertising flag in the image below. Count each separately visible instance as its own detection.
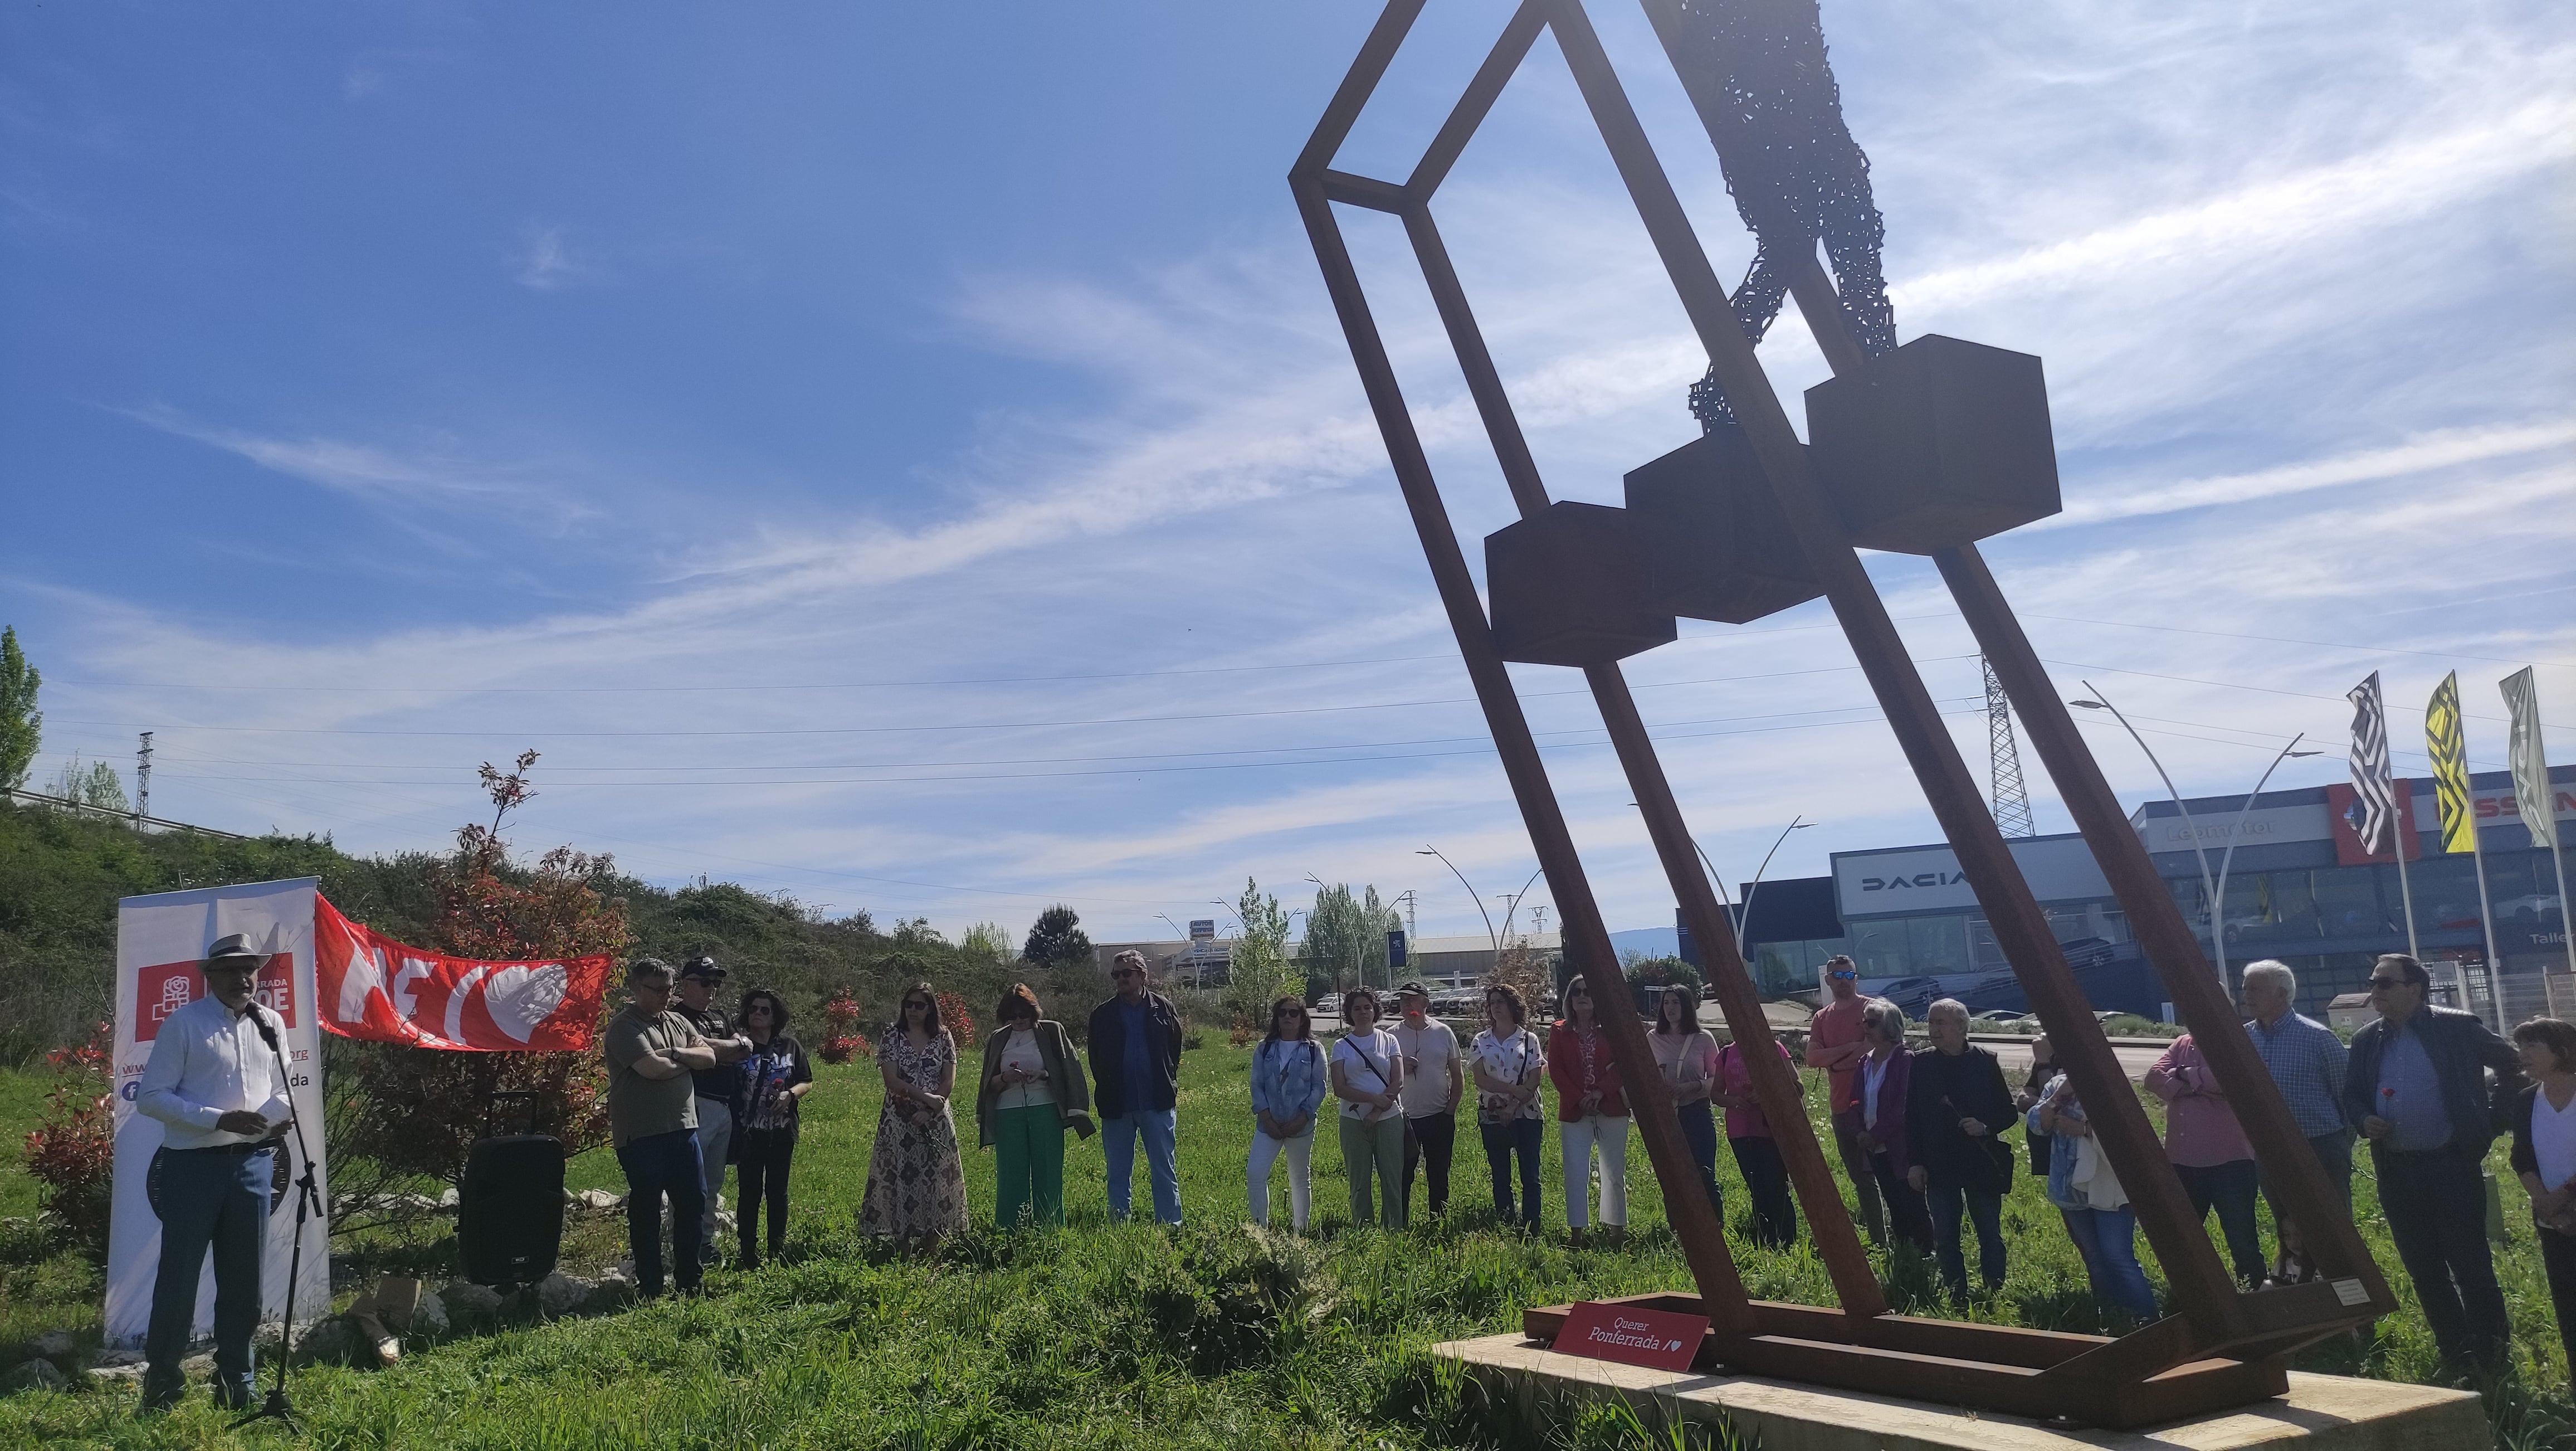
[105,879,330,1348]
[2502,668,2558,846]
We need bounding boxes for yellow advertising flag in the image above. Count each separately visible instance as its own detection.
[2426,671,2476,854]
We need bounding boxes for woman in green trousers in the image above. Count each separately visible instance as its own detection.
[976,984,1093,1228]
[1330,987,1408,1228]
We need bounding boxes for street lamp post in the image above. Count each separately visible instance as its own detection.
[1417,846,1500,955]
[1736,818,1811,989]
[2071,683,2320,986]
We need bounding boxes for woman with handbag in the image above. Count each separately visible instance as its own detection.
[976,983,1094,1230]
[2511,1016,2576,1376]
[1330,987,1409,1229]
[1248,996,1326,1231]
[1905,999,2015,1298]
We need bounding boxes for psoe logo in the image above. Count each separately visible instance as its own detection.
[134,955,298,1042]
[1859,871,1967,893]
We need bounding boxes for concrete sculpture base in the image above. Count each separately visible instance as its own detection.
[1436,1332,2486,1450]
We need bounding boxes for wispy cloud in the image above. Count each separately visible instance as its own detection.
[2048,421,2576,529]
[510,223,582,290]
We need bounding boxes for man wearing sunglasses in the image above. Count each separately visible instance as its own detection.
[2338,952,2524,1374]
[1804,956,1887,1244]
[1088,950,1184,1225]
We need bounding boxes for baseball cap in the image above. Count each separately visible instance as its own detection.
[680,955,726,981]
[1397,979,1433,999]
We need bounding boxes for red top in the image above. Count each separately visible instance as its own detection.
[1807,994,1870,1114]
[1547,1021,1628,1122]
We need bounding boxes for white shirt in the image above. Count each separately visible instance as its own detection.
[2536,1088,2576,1191]
[136,995,292,1151]
[1861,1051,1891,1132]
[993,1026,1055,1111]
[1471,1028,1545,1122]
[1332,1029,1401,1121]
[1394,1018,1458,1117]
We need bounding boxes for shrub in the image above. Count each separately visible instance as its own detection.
[935,990,977,1048]
[333,753,625,1189]
[817,986,870,1064]
[21,1020,113,1258]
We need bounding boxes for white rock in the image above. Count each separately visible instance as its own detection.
[437,1187,460,1209]
[534,1272,595,1316]
[569,1189,622,1216]
[714,1208,737,1233]
[30,1331,74,1357]
[92,1347,143,1369]
[409,1293,448,1336]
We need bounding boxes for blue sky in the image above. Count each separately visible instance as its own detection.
[6,1,2570,947]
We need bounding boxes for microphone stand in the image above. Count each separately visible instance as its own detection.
[233,1014,320,1432]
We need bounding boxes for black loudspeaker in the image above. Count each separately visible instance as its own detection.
[457,1133,565,1286]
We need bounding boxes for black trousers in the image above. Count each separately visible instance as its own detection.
[616,1128,704,1296]
[1402,1110,1456,1216]
[735,1126,798,1260]
[1867,1147,1933,1250]
[2374,1143,2509,1369]
[2543,1226,2576,1379]
[1729,1134,1800,1248]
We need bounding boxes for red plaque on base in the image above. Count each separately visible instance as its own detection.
[1551,1301,1708,1371]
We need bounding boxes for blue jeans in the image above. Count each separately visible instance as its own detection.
[2064,1205,2157,1321]
[616,1128,705,1295]
[693,1096,733,1262]
[1925,1181,2005,1296]
[145,1145,274,1406]
[1675,1101,1724,1212]
[1104,1109,1182,1225]
[1481,1117,1543,1228]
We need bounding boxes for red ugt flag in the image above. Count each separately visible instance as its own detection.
[314,894,612,1051]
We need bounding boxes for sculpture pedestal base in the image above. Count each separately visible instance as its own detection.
[1437,1332,2485,1450]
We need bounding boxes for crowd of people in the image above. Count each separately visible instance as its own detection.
[131,927,2575,1413]
[592,946,2568,1384]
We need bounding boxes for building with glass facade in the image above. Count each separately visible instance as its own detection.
[1719,763,2572,1025]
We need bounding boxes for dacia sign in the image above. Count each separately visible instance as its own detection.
[1833,835,2110,918]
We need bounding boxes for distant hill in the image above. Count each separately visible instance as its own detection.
[0,799,1093,1067]
[1608,926,1679,961]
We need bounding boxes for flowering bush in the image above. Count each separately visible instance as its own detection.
[1228,1019,1257,1049]
[935,990,977,1049]
[22,1020,114,1257]
[818,987,871,1064]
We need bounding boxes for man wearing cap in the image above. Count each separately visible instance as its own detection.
[671,955,750,1268]
[1088,950,1185,1225]
[134,933,294,1413]
[1393,980,1463,1218]
[1803,955,1888,1244]
[605,958,718,1296]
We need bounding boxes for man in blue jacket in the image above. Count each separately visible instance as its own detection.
[1089,950,1185,1225]
[2339,953,2525,1372]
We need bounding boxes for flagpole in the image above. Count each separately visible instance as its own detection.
[2394,781,2421,962]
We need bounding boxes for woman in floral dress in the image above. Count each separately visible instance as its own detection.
[857,982,968,1252]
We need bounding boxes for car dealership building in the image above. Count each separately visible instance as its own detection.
[1711,764,2574,1028]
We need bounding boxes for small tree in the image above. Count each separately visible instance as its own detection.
[1022,904,1092,967]
[335,751,630,1192]
[1302,882,1401,991]
[959,922,1014,964]
[1223,877,1298,1024]
[0,625,37,792]
[40,754,125,814]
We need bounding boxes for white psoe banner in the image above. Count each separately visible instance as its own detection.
[105,879,331,1348]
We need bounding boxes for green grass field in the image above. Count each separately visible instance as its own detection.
[3,1040,2572,1447]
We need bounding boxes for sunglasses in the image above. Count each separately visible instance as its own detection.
[2367,978,2409,991]
[904,999,931,1012]
[1828,970,1857,979]
[1113,968,1143,979]
[749,1003,775,1015]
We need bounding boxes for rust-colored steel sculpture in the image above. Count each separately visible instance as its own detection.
[1291,0,2395,1427]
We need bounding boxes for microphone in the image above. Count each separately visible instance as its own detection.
[245,1003,281,1054]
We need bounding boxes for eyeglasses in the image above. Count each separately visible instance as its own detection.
[1827,970,1857,980]
[904,999,931,1012]
[1113,968,1143,980]
[2367,977,2410,991]
[749,1004,775,1015]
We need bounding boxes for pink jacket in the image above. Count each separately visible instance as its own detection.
[2144,1034,2253,1167]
